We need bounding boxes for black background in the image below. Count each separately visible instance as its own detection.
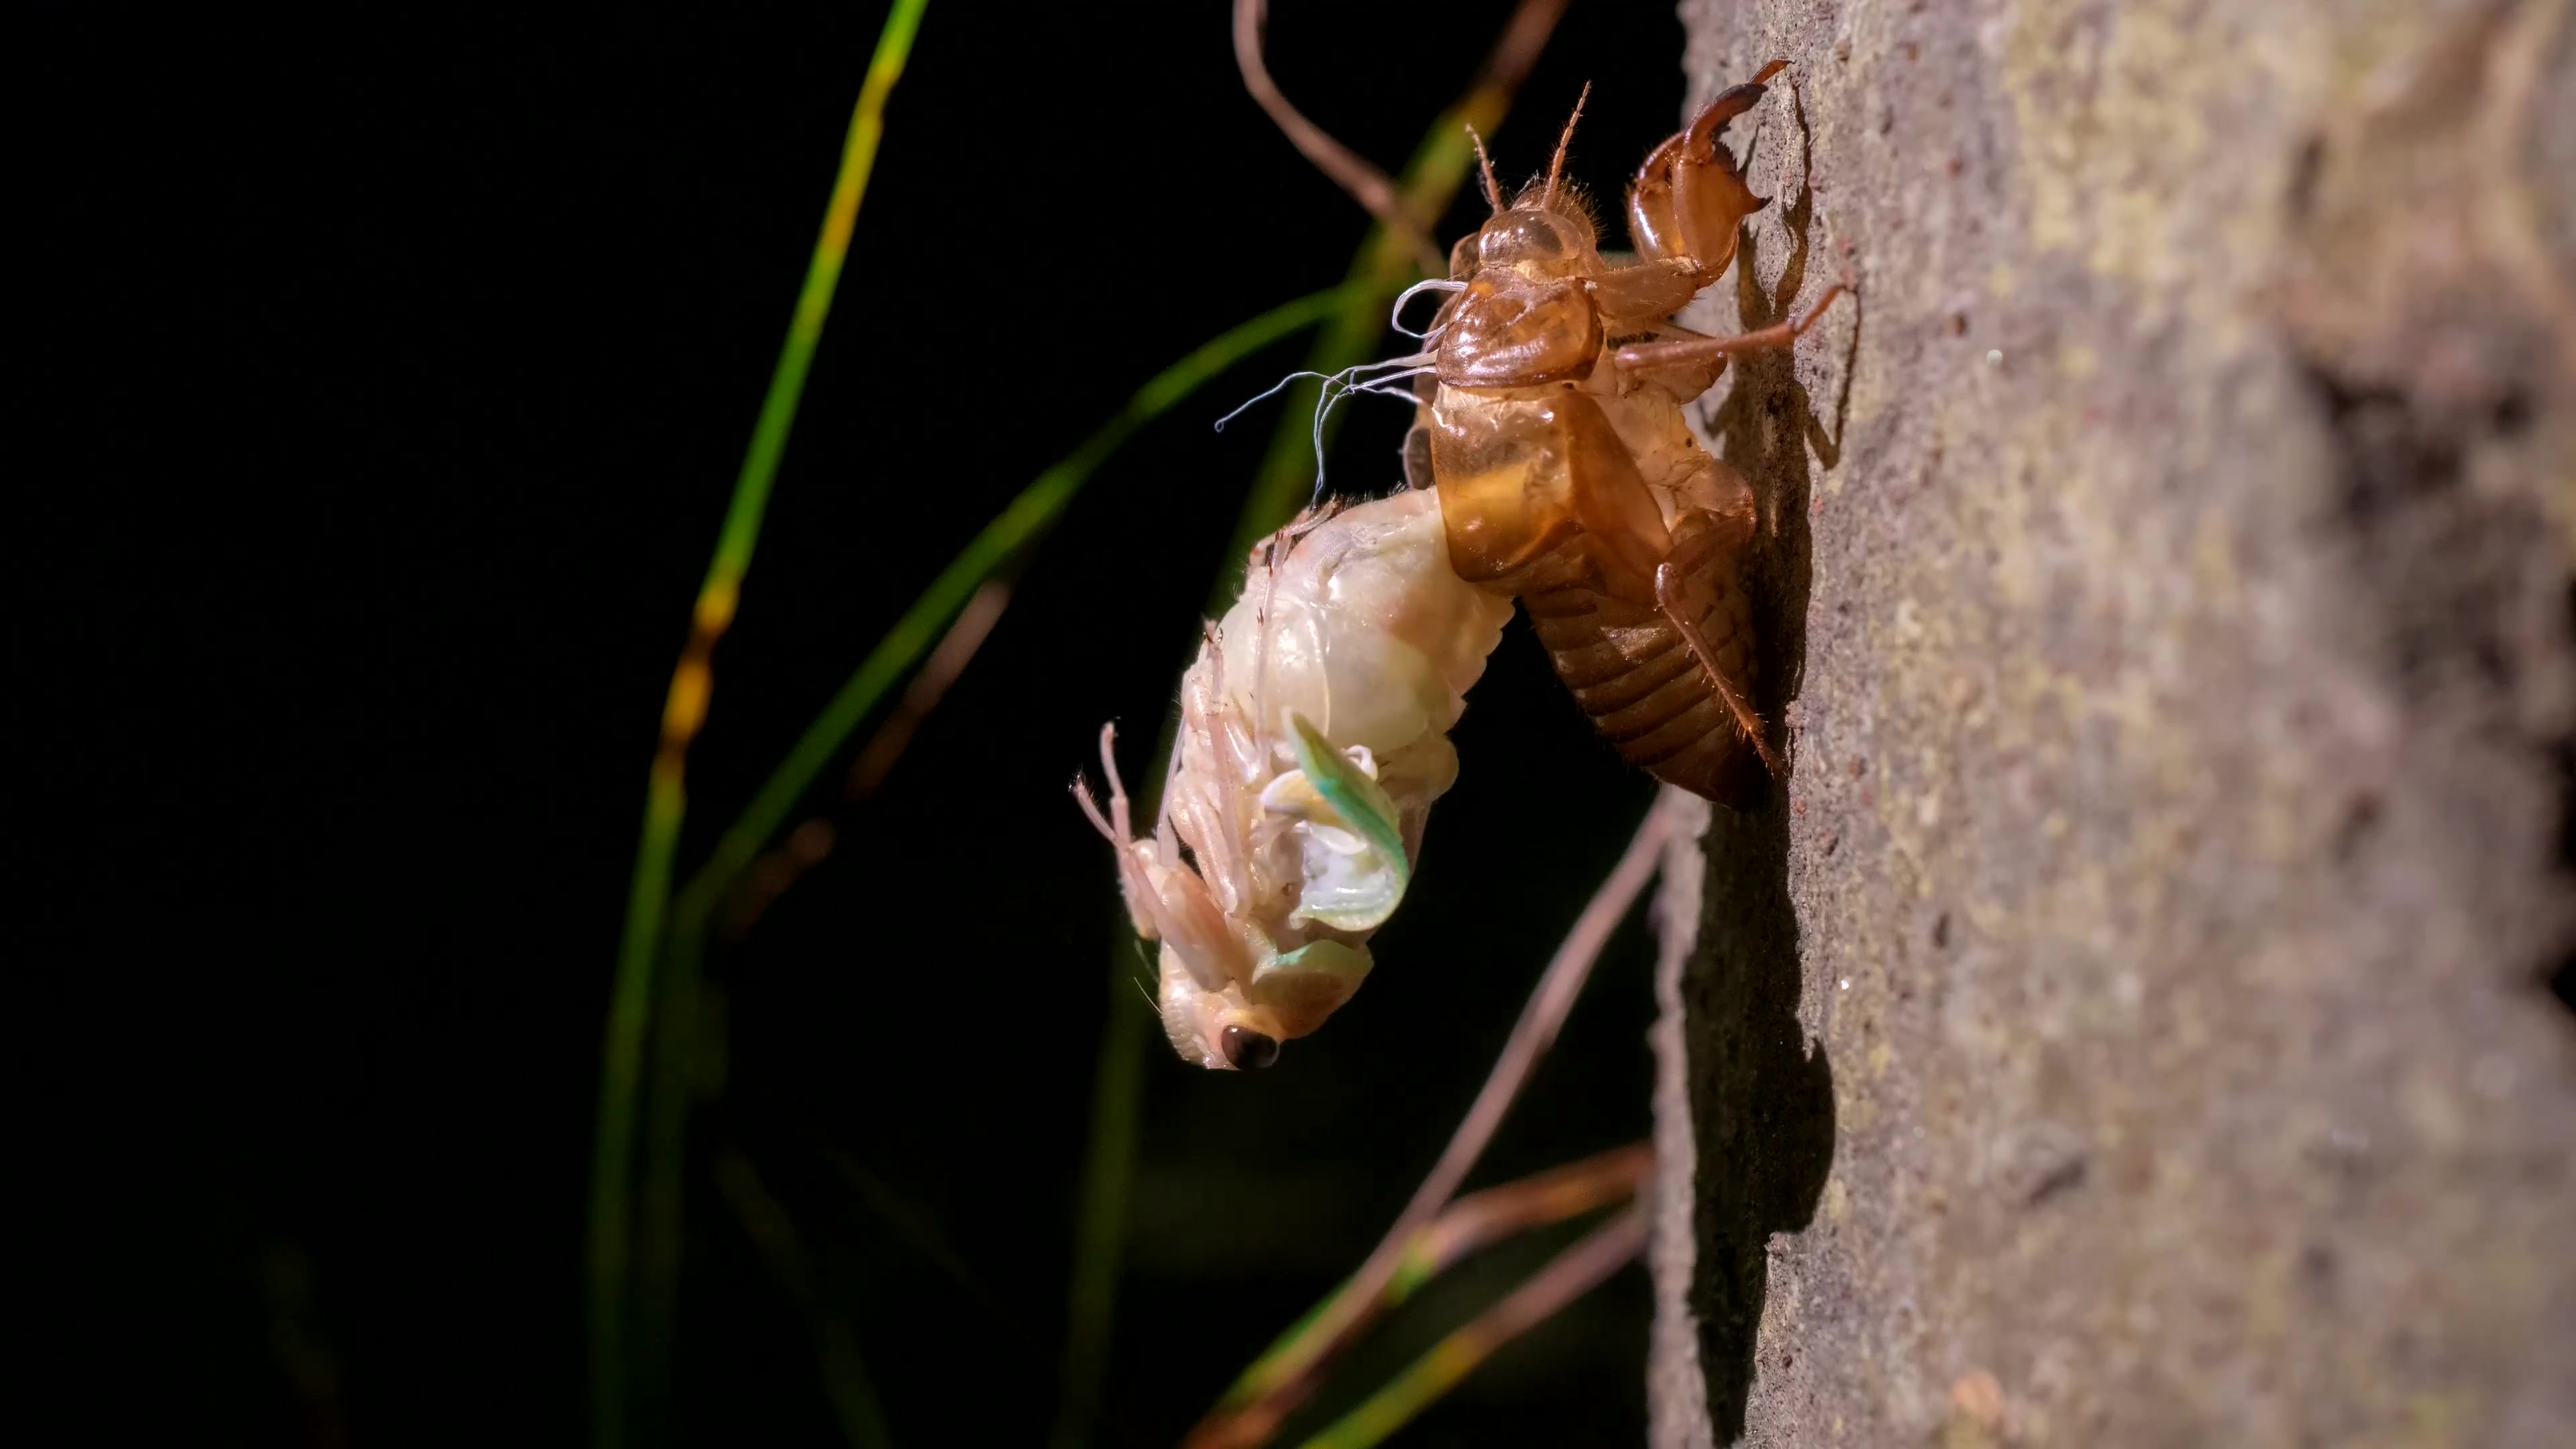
[36,2,1699,1443]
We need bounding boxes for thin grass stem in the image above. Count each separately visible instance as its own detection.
[632,283,1356,1449]
[1222,0,1567,570]
[1390,1142,1649,1300]
[1291,1208,1648,1449]
[1233,0,1442,276]
[1189,792,1684,1449]
[1225,1140,1649,1423]
[1049,9,1571,1445]
[720,580,1014,941]
[591,4,928,1442]
[667,282,1355,936]
[712,1149,898,1449]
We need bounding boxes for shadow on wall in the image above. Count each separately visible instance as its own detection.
[1687,78,1845,1440]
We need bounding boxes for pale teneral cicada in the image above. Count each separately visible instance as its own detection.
[1079,61,1845,1069]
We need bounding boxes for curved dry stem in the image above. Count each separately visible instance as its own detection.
[1234,0,1440,276]
[1058,13,1578,1445]
[1225,0,1570,566]
[1294,1206,1648,1449]
[718,579,1014,940]
[1188,790,1689,1449]
[1397,1141,1650,1296]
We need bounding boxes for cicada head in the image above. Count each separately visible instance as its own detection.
[1155,937,1373,1071]
[1458,205,1601,284]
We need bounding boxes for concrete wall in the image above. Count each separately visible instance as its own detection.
[1648,1,2576,1442]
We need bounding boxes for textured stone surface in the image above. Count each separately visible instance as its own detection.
[1648,1,2576,1443]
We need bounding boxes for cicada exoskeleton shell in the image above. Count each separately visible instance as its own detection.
[1411,62,1844,807]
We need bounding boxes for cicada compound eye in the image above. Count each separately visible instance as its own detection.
[1220,1024,1280,1071]
[1472,208,1594,278]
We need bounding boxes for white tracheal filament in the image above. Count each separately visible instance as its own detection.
[1085,488,1511,1069]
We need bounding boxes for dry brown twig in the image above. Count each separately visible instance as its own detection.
[720,580,1013,938]
[1287,1203,1650,1448]
[1187,789,1690,1448]
[1235,0,1574,278]
[1233,0,1444,276]
[1406,1141,1650,1276]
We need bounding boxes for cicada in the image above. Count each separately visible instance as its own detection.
[1082,62,1842,1068]
[1076,489,1513,1070]
[1407,61,1844,807]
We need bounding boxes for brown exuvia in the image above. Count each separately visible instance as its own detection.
[1405,61,1847,806]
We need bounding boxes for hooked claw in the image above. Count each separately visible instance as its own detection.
[1625,59,1784,284]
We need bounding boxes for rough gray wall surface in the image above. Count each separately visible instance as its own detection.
[1648,0,2576,1444]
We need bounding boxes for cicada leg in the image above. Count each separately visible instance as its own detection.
[1401,368,1438,493]
[1073,722,1248,993]
[1555,408,1779,775]
[1651,476,1781,775]
[1610,279,1849,378]
[1585,259,1711,333]
[1071,721,1136,844]
[1626,59,1785,283]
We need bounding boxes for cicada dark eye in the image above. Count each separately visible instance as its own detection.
[1476,211,1564,266]
[1220,1024,1280,1070]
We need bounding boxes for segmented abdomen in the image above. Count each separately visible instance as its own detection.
[1520,547,1765,807]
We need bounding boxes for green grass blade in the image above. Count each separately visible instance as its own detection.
[1047,960,1150,1449]
[590,3,928,1444]
[1291,1208,1644,1449]
[1203,1143,1648,1431]
[620,282,1351,1448]
[713,1149,898,1449]
[667,281,1356,929]
[1220,83,1529,572]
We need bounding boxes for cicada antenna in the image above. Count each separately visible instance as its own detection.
[1466,123,1503,215]
[1542,80,1591,209]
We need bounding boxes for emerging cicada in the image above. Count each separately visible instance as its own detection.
[1407,62,1844,807]
[1082,62,1843,1068]
[1076,490,1512,1070]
